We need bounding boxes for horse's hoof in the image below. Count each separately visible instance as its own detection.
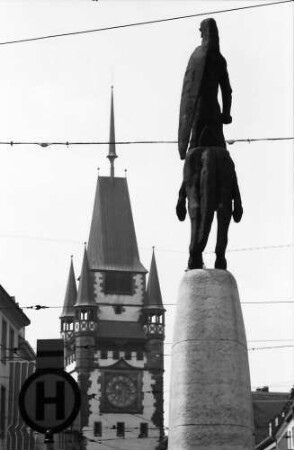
[215,257,227,270]
[188,256,203,270]
[188,263,203,270]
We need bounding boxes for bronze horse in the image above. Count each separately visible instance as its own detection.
[176,131,243,270]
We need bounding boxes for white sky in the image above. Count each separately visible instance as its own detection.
[0,0,293,427]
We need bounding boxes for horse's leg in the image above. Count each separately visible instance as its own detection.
[215,205,232,270]
[196,147,215,262]
[187,172,204,269]
[189,206,214,270]
[188,213,203,269]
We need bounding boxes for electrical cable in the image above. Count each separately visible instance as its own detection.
[249,344,294,351]
[0,0,292,46]
[1,295,294,312]
[5,339,294,366]
[0,231,291,255]
[16,339,294,354]
[0,137,292,147]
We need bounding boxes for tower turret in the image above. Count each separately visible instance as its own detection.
[60,256,77,365]
[143,249,165,342]
[143,249,165,441]
[74,247,98,372]
[73,247,98,429]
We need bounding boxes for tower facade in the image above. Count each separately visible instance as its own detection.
[60,91,165,450]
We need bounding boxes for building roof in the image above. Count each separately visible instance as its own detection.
[18,336,36,361]
[87,176,147,273]
[60,257,77,318]
[0,285,30,329]
[255,435,276,450]
[144,249,164,310]
[97,321,147,341]
[75,248,96,307]
[252,389,289,445]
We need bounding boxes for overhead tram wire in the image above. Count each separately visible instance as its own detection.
[0,0,292,46]
[3,344,294,367]
[0,137,293,147]
[0,231,291,254]
[1,296,294,312]
[5,339,294,351]
[1,297,294,311]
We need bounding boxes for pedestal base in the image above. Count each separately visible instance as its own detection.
[169,269,254,450]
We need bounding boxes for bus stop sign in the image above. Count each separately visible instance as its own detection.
[19,369,81,433]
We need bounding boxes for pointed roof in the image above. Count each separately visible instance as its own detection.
[60,257,77,318]
[107,87,117,178]
[144,249,164,310]
[75,247,96,307]
[87,176,147,273]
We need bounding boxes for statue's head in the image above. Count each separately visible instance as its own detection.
[199,18,219,51]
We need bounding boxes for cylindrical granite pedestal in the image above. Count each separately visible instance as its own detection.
[169,269,254,450]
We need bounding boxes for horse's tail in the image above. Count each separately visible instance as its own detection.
[198,148,217,247]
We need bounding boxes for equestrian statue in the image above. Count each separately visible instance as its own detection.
[176,18,243,270]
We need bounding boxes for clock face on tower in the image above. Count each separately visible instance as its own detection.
[101,368,142,413]
[106,375,137,408]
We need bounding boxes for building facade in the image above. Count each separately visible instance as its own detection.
[0,284,35,450]
[60,91,165,450]
[254,388,294,450]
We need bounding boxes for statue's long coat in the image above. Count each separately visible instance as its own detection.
[178,45,232,158]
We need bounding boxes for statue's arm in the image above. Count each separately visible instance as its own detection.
[219,60,233,125]
[176,181,187,222]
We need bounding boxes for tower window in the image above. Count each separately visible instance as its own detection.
[101,350,108,359]
[139,423,148,438]
[137,351,144,361]
[94,422,102,437]
[125,351,132,360]
[113,350,119,360]
[104,272,133,295]
[81,310,88,320]
[113,305,125,314]
[117,422,125,437]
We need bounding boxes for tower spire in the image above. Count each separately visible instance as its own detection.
[76,247,95,307]
[145,247,164,309]
[107,86,117,178]
[60,256,77,318]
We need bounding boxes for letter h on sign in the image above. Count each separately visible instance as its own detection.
[36,381,65,421]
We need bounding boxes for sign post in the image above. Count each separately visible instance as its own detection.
[19,368,81,435]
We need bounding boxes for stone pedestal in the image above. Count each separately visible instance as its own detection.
[169,269,254,450]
